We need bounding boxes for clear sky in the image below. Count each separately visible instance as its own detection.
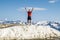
[0,0,60,22]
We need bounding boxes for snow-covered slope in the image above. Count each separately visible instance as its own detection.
[0,24,60,40]
[0,21,60,40]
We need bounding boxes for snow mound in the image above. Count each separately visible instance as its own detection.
[0,24,60,39]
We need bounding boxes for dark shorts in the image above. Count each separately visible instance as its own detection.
[27,16,31,20]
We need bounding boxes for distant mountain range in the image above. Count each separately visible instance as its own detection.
[36,21,60,31]
[0,20,21,24]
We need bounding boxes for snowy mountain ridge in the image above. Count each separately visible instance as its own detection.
[0,21,60,40]
[36,21,60,31]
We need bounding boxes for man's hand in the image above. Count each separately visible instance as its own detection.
[25,8,26,10]
[25,7,27,12]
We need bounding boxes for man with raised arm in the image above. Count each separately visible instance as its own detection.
[25,8,33,25]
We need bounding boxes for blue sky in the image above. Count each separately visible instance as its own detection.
[0,0,60,22]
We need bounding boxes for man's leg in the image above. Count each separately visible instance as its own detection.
[29,16,31,25]
[29,20,31,24]
[28,20,31,25]
[30,20,31,25]
[27,20,31,25]
[27,19,29,23]
[27,18,30,25]
[27,16,31,25]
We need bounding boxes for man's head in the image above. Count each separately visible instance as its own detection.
[28,9,31,11]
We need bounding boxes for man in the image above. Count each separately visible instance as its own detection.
[25,8,33,24]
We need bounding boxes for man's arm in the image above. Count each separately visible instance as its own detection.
[31,8,33,12]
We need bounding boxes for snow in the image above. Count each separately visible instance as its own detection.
[0,21,60,40]
[36,21,50,26]
[36,21,60,29]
